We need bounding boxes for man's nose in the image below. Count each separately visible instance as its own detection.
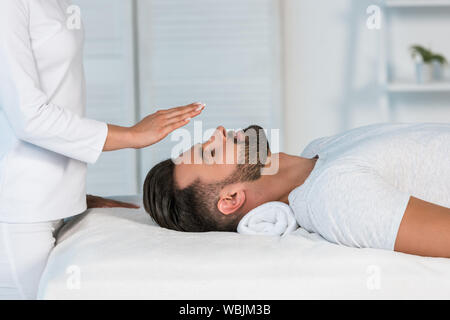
[215,126,227,139]
[209,126,226,142]
[203,126,227,148]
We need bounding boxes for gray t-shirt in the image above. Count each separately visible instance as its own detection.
[288,123,450,250]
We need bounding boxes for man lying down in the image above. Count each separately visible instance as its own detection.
[143,123,450,258]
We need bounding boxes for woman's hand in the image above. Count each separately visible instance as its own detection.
[86,195,140,209]
[130,102,205,149]
[103,102,205,151]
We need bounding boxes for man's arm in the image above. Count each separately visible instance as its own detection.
[394,196,450,258]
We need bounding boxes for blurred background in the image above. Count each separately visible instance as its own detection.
[75,0,450,196]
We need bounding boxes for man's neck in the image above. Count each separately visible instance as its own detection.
[241,153,318,213]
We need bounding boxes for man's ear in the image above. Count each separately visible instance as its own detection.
[217,189,246,216]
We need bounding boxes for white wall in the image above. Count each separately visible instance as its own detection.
[282,0,450,154]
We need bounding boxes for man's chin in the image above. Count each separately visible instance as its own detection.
[243,124,270,160]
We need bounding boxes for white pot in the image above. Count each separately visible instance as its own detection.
[432,60,443,81]
[415,62,433,84]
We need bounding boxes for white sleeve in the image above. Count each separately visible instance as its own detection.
[307,167,411,250]
[0,0,107,164]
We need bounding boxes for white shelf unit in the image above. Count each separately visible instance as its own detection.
[388,82,450,92]
[380,1,450,121]
[386,0,450,8]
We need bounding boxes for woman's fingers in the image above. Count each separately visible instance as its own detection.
[104,200,140,209]
[87,195,140,209]
[164,107,203,126]
[165,102,205,118]
[162,118,192,135]
[160,102,205,127]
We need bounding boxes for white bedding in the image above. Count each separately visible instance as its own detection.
[38,195,450,300]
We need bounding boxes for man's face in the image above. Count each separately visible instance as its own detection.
[174,125,269,189]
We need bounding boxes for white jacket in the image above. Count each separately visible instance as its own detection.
[0,0,108,222]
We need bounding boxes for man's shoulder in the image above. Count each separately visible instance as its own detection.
[300,136,332,158]
[300,123,409,158]
[307,160,374,200]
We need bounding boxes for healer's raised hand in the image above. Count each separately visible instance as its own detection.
[103,102,205,151]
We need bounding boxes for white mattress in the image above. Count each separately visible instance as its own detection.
[38,195,450,299]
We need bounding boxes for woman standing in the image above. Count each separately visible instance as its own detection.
[0,0,203,299]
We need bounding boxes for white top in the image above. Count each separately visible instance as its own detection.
[0,0,108,223]
[289,123,450,250]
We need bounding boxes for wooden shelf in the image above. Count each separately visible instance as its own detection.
[388,82,450,92]
[386,0,450,7]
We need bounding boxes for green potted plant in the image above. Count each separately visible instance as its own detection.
[410,45,448,83]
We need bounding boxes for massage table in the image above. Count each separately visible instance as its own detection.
[37,195,450,299]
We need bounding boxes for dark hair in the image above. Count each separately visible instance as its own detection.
[143,159,241,232]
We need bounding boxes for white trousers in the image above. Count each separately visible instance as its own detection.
[0,220,63,300]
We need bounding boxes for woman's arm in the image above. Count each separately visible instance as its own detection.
[394,196,450,258]
[0,0,110,164]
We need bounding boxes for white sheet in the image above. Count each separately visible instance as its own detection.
[38,195,450,299]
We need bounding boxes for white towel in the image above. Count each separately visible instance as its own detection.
[237,201,299,237]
